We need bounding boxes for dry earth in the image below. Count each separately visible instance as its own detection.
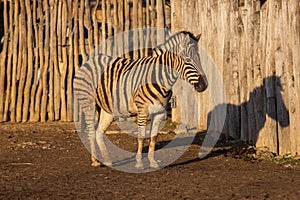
[0,122,300,199]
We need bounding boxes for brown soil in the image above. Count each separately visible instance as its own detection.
[0,122,299,199]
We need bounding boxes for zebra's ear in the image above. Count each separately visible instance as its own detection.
[195,34,201,42]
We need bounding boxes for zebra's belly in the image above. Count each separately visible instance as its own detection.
[111,95,138,117]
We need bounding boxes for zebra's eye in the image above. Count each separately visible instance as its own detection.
[185,58,192,63]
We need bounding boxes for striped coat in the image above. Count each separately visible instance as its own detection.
[73,31,208,169]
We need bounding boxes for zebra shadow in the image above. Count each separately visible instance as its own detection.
[150,75,290,167]
[206,75,289,146]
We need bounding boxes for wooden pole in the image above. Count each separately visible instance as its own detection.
[106,0,112,55]
[10,0,19,122]
[22,0,34,122]
[59,0,68,121]
[145,0,151,56]
[3,0,14,121]
[29,0,40,121]
[156,0,165,44]
[117,0,124,56]
[79,0,86,60]
[113,0,118,56]
[33,0,45,122]
[85,0,94,54]
[0,0,8,122]
[124,0,130,58]
[73,0,79,122]
[138,0,144,57]
[40,0,50,122]
[16,0,27,122]
[67,0,75,121]
[132,0,138,59]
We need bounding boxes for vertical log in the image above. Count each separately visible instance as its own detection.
[59,0,68,121]
[73,0,79,74]
[33,0,45,122]
[106,0,112,55]
[244,0,259,143]
[67,0,74,122]
[85,0,94,54]
[41,0,50,122]
[57,0,63,62]
[287,0,300,155]
[237,2,249,141]
[123,0,130,58]
[16,0,27,122]
[138,0,144,57]
[258,1,278,154]
[53,0,60,121]
[117,0,124,56]
[49,0,59,121]
[273,0,287,154]
[92,0,100,52]
[73,0,79,121]
[145,0,151,56]
[10,0,19,122]
[150,0,156,47]
[112,0,118,56]
[23,0,34,122]
[0,0,9,122]
[132,0,138,59]
[227,0,240,138]
[29,0,40,121]
[132,0,139,59]
[3,0,14,121]
[252,0,264,145]
[156,0,165,44]
[79,0,86,60]
[101,0,107,54]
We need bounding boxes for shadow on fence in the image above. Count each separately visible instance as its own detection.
[141,76,290,167]
[207,75,289,147]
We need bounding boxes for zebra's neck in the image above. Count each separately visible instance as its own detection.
[158,51,185,89]
[152,33,184,56]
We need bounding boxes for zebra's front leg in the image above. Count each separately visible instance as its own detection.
[135,126,146,169]
[148,111,166,168]
[90,135,100,167]
[83,107,100,167]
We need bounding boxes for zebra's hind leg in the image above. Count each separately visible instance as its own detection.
[135,125,146,169]
[95,110,114,167]
[148,111,166,168]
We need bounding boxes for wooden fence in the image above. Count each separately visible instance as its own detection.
[0,0,170,122]
[171,0,299,155]
[0,0,299,156]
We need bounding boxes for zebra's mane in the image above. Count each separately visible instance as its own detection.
[152,31,199,56]
[177,31,200,42]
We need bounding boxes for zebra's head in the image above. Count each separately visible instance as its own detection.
[177,31,208,93]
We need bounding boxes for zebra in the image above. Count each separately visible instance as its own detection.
[73,31,208,169]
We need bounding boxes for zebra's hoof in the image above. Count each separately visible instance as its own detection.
[135,163,144,170]
[150,161,159,169]
[91,161,101,167]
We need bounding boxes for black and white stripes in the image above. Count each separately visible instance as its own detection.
[73,31,208,169]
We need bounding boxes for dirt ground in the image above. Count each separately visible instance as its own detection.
[0,122,300,199]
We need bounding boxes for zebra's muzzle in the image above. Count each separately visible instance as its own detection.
[194,76,208,92]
